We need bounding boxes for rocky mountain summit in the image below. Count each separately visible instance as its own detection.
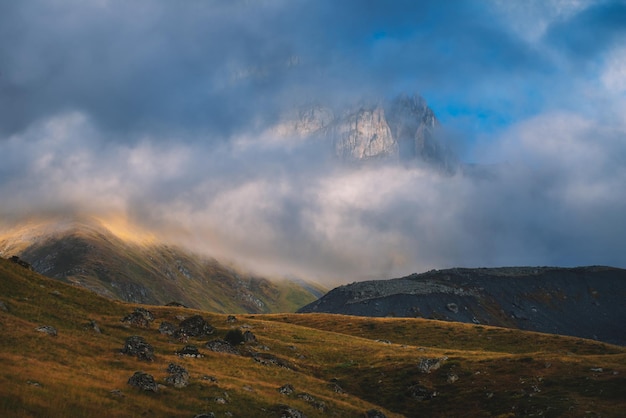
[298,266,626,345]
[277,94,454,170]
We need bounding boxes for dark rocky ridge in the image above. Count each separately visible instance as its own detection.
[298,266,626,345]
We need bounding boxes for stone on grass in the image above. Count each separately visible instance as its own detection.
[121,308,155,328]
[35,325,57,336]
[127,371,158,392]
[175,315,214,339]
[165,363,189,388]
[121,335,155,361]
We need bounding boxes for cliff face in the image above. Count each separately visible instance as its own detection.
[277,93,453,169]
[298,266,626,345]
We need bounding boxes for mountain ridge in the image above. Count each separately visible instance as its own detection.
[298,266,626,345]
[0,216,324,313]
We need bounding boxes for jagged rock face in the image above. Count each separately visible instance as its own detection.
[278,93,451,167]
[332,105,397,160]
[384,94,439,163]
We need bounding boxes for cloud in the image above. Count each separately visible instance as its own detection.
[1,1,625,284]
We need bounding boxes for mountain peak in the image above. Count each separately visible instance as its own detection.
[276,93,454,169]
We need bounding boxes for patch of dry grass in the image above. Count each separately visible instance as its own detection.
[1,258,625,417]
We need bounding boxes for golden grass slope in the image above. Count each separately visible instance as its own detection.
[0,257,625,417]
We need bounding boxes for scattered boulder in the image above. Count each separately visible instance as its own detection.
[243,330,257,343]
[0,301,9,312]
[176,345,203,358]
[271,404,306,418]
[366,410,387,418]
[417,357,447,373]
[193,414,216,418]
[158,321,177,336]
[446,303,459,314]
[165,363,189,388]
[447,373,459,383]
[278,384,295,395]
[175,315,214,339]
[85,320,101,333]
[226,315,237,323]
[121,335,155,361]
[121,308,155,328]
[297,393,326,411]
[127,371,158,392]
[328,378,345,394]
[109,389,124,398]
[205,339,239,355]
[165,301,188,308]
[407,384,436,400]
[252,352,294,369]
[35,325,57,336]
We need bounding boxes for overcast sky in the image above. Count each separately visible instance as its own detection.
[1,0,625,283]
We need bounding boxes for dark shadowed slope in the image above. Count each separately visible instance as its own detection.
[299,266,626,345]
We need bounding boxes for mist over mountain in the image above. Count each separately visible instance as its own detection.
[0,217,323,313]
[275,94,454,170]
[1,1,626,285]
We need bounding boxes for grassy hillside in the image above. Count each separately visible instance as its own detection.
[1,257,625,417]
[0,218,324,313]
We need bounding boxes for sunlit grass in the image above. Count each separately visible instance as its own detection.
[1,257,625,417]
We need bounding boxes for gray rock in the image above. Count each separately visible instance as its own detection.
[205,339,239,355]
[0,301,9,312]
[226,315,237,323]
[193,414,215,418]
[272,404,306,418]
[407,384,436,400]
[447,373,459,383]
[35,325,57,336]
[86,320,101,333]
[159,321,177,335]
[418,357,447,373]
[446,303,459,314]
[165,363,189,388]
[366,410,387,418]
[175,315,214,339]
[121,308,155,328]
[127,371,158,392]
[121,335,155,361]
[278,384,295,395]
[243,330,256,342]
[176,344,203,358]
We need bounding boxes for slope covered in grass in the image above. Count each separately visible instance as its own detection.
[1,257,625,417]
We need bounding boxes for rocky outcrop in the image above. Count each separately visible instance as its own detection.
[122,308,155,328]
[298,266,626,345]
[276,93,453,168]
[165,363,189,388]
[121,336,155,361]
[127,371,158,392]
[35,325,57,336]
[175,315,214,339]
[332,105,397,161]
